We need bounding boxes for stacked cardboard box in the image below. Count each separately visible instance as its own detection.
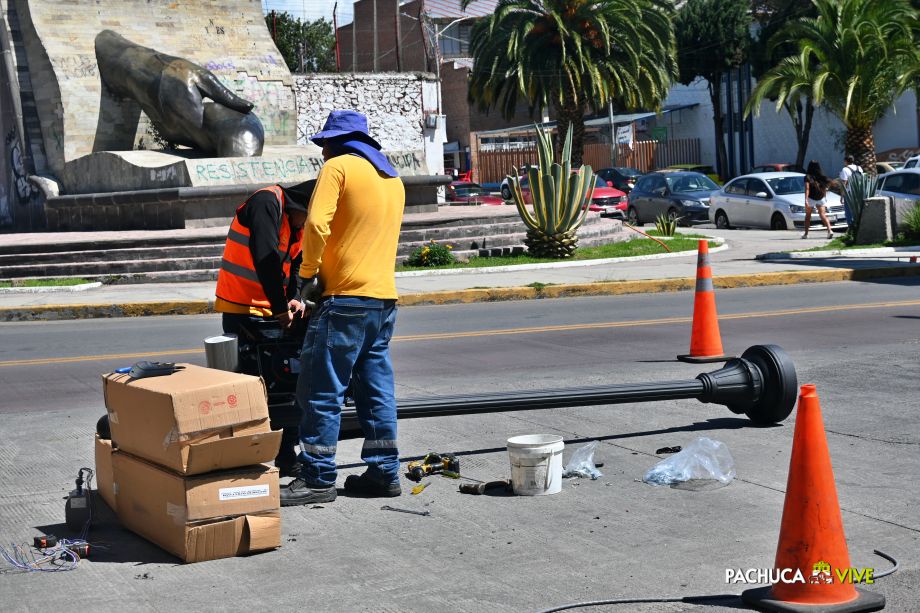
[96,364,284,563]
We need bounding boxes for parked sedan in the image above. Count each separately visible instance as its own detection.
[446,182,505,205]
[626,171,720,226]
[518,176,628,217]
[876,169,920,223]
[596,167,644,193]
[708,172,847,231]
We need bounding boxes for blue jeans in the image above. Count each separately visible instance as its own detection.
[296,296,399,487]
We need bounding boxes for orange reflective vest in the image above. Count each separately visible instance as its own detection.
[215,186,303,312]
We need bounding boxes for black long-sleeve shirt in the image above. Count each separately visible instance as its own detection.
[236,191,301,315]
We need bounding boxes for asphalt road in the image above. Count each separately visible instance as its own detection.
[0,279,918,612]
[1,278,919,415]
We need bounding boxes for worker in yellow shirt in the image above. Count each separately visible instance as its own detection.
[281,110,406,507]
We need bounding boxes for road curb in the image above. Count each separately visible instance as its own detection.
[2,265,918,321]
[397,264,920,306]
[0,300,214,322]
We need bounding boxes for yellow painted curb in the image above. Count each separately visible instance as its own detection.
[397,265,920,306]
[0,300,212,321]
[2,265,919,320]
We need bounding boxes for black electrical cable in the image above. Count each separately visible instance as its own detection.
[534,550,900,613]
[535,594,738,613]
[872,549,899,579]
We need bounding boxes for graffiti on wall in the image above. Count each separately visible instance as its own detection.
[1,41,45,231]
[188,150,427,186]
[878,147,920,163]
[0,130,43,229]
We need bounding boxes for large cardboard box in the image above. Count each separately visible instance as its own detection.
[103,364,281,474]
[94,435,116,512]
[113,451,281,562]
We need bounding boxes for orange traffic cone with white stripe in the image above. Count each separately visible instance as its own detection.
[677,240,732,363]
[741,385,886,612]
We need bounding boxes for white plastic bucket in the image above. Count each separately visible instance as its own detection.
[507,434,564,496]
[204,334,239,372]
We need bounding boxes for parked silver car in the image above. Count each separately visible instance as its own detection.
[709,172,847,231]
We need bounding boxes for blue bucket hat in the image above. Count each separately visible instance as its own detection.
[310,110,382,150]
[311,110,398,178]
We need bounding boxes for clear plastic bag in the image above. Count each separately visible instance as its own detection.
[642,437,735,487]
[563,441,603,480]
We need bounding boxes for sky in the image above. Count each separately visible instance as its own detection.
[261,0,358,25]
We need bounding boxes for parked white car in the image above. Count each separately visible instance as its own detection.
[876,168,920,223]
[709,172,847,231]
[902,155,919,169]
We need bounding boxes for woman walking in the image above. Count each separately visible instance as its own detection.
[802,161,835,239]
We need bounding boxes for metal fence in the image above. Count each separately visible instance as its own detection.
[615,138,701,172]
[474,138,701,183]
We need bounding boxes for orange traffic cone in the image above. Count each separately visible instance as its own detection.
[741,385,886,612]
[677,240,732,363]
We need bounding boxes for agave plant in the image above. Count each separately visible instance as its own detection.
[843,172,879,239]
[654,212,681,237]
[507,125,595,258]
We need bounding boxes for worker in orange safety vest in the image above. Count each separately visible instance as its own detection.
[215,180,315,478]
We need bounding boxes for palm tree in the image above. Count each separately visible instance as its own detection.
[746,0,920,171]
[465,0,677,166]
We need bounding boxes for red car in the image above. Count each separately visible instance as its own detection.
[446,182,505,206]
[519,176,627,218]
[751,163,805,174]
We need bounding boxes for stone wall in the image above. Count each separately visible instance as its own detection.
[293,72,435,152]
[13,0,296,178]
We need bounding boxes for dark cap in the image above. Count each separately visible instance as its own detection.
[281,179,316,212]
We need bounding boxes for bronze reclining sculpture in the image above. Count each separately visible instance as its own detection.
[95,29,264,157]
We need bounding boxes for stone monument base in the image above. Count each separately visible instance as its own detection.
[45,146,445,231]
[61,145,437,194]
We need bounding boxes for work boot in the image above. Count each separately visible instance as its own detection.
[343,472,401,497]
[280,479,337,507]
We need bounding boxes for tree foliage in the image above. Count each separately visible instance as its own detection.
[674,0,751,179]
[265,11,337,73]
[748,0,818,169]
[747,0,920,171]
[465,0,677,166]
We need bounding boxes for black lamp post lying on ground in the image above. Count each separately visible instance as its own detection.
[380,344,798,426]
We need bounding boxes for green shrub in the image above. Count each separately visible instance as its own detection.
[654,213,680,237]
[903,201,920,240]
[405,240,456,267]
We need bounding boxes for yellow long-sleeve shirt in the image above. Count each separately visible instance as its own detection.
[299,154,405,299]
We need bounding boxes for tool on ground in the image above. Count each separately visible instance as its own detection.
[33,535,57,549]
[381,344,797,425]
[406,453,460,482]
[678,240,733,363]
[114,361,184,379]
[459,479,511,495]
[741,385,886,612]
[410,483,429,495]
[380,505,430,516]
[64,468,94,532]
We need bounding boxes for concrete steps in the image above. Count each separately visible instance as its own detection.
[0,209,623,284]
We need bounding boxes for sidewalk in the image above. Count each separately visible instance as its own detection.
[1,228,919,320]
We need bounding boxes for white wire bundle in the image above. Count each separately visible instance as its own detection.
[0,468,97,573]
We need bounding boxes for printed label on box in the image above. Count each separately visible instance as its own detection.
[218,484,270,501]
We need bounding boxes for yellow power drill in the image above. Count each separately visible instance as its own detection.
[406,453,460,482]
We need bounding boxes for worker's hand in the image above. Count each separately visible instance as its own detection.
[274,309,295,329]
[288,298,307,318]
